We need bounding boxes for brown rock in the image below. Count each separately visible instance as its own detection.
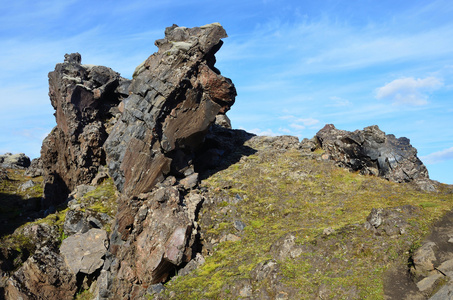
[40,53,129,206]
[105,23,236,197]
[5,247,77,300]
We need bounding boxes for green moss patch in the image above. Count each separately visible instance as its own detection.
[163,147,453,299]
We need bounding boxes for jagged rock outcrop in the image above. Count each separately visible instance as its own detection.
[40,53,129,206]
[105,23,236,197]
[100,23,236,299]
[315,124,433,190]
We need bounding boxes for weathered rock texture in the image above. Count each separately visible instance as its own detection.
[315,124,430,186]
[99,23,237,299]
[0,153,30,169]
[60,228,108,275]
[41,53,129,206]
[105,23,236,197]
[4,223,77,300]
[107,189,204,299]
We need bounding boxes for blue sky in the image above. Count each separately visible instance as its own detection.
[1,0,453,184]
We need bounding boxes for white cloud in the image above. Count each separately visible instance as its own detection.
[375,76,443,105]
[327,96,351,107]
[421,147,453,164]
[289,123,305,130]
[281,115,320,128]
[247,128,279,136]
[296,118,319,126]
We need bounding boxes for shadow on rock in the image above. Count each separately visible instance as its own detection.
[0,192,43,237]
[194,125,257,181]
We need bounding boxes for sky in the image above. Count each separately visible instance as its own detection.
[1,0,453,184]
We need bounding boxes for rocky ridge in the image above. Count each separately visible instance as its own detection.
[1,23,452,300]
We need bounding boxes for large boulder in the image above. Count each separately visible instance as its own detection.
[40,53,130,206]
[0,153,30,169]
[315,124,431,186]
[60,228,108,275]
[105,23,236,197]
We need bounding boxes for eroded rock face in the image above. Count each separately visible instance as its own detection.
[41,53,129,206]
[106,187,205,298]
[4,223,77,300]
[315,124,430,185]
[5,247,77,300]
[105,23,236,197]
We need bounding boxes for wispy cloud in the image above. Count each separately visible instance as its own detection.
[421,147,453,164]
[375,76,443,105]
[247,128,279,136]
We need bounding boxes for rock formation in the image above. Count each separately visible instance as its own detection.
[102,23,237,298]
[40,53,129,206]
[314,124,434,190]
[3,21,452,300]
[105,23,236,197]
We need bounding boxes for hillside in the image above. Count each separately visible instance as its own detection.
[1,23,453,300]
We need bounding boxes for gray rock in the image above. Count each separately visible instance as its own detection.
[64,209,112,235]
[234,220,246,231]
[5,245,77,299]
[177,253,205,277]
[250,260,278,282]
[70,184,96,199]
[411,242,438,278]
[60,228,108,275]
[19,179,35,191]
[147,283,165,295]
[24,157,44,177]
[40,53,129,206]
[215,114,232,129]
[416,273,443,292]
[429,281,453,300]
[365,205,420,237]
[0,153,31,169]
[180,173,199,190]
[270,233,303,260]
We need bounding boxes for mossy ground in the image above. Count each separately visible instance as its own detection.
[0,171,118,273]
[80,177,118,218]
[0,168,43,236]
[163,146,453,299]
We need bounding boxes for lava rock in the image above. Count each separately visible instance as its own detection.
[40,53,129,206]
[315,124,432,188]
[105,23,236,197]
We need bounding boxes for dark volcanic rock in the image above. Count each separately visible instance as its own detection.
[40,53,129,206]
[315,124,432,188]
[105,23,236,197]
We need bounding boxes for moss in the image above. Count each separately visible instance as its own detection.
[82,178,118,217]
[74,289,94,300]
[161,145,453,299]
